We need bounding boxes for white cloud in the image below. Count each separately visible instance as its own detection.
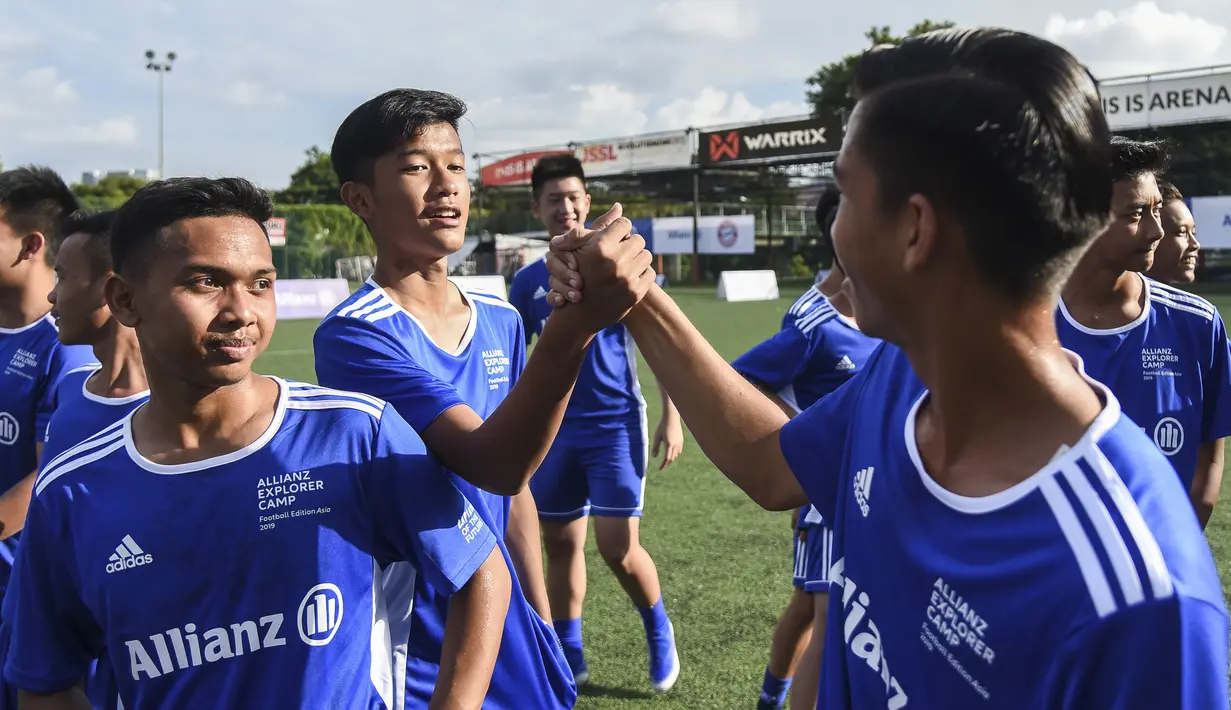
[17,67,76,103]
[1045,2,1231,77]
[226,81,287,107]
[654,0,759,40]
[576,84,650,135]
[656,87,807,129]
[21,117,138,146]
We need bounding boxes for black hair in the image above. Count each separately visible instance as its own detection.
[1158,181,1184,204]
[1110,137,1169,183]
[531,154,586,199]
[850,28,1113,302]
[56,209,117,276]
[0,166,80,265]
[814,185,842,270]
[109,177,273,276]
[331,89,468,186]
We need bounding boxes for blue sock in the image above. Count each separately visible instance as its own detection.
[637,597,670,635]
[553,618,583,652]
[759,667,792,708]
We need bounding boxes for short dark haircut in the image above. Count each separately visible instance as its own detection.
[1110,137,1169,183]
[331,89,468,186]
[1159,181,1184,204]
[0,166,80,265]
[814,185,842,268]
[56,209,117,276]
[109,177,273,276]
[850,28,1113,302]
[531,154,586,199]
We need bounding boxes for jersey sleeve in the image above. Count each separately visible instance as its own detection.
[778,345,881,521]
[1038,596,1228,709]
[732,327,820,393]
[362,404,497,594]
[1200,313,1231,443]
[4,498,103,694]
[35,346,95,449]
[507,272,536,346]
[314,316,467,434]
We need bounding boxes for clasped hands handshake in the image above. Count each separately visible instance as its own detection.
[541,202,657,329]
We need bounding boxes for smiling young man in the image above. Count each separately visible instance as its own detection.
[1144,182,1200,284]
[508,154,682,692]
[5,177,509,710]
[544,28,1228,709]
[1058,139,1231,527]
[0,167,94,555]
[314,89,654,709]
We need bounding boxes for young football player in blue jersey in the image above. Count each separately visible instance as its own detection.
[0,208,144,710]
[314,89,653,709]
[508,154,682,692]
[1058,139,1231,528]
[5,177,510,710]
[734,189,880,710]
[0,167,94,553]
[1145,181,1200,285]
[546,28,1228,709]
[44,208,150,460]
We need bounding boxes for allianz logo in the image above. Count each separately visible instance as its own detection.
[125,583,343,681]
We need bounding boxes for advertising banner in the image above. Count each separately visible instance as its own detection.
[574,131,692,177]
[1189,195,1231,249]
[698,116,843,167]
[264,217,287,247]
[646,214,756,254]
[1100,70,1231,131]
[275,278,352,320]
[480,150,571,186]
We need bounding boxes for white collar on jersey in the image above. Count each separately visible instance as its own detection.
[364,276,480,357]
[1057,273,1151,336]
[123,376,289,475]
[903,349,1122,515]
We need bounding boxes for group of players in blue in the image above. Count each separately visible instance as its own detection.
[0,24,1227,710]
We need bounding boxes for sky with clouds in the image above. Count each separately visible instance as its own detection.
[1,0,1229,189]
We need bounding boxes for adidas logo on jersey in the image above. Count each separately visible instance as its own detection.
[835,355,856,372]
[107,535,153,574]
[853,467,874,517]
[533,285,548,300]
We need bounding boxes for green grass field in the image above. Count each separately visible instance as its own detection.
[257,286,1231,709]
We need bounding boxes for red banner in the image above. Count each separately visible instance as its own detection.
[480,150,571,186]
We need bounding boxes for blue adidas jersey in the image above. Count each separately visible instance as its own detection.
[42,364,150,463]
[1,362,147,710]
[3,379,497,710]
[1057,276,1231,490]
[779,344,1228,709]
[314,278,576,709]
[0,314,95,492]
[0,314,95,595]
[733,288,882,530]
[509,257,645,421]
[732,288,881,414]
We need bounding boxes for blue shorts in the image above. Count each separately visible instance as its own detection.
[791,524,833,593]
[531,416,647,521]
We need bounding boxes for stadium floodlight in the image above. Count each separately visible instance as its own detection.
[144,50,177,179]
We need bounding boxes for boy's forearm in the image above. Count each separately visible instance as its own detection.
[623,285,804,510]
[431,548,512,710]
[428,317,591,495]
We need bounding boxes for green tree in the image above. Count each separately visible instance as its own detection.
[277,146,342,204]
[805,20,956,121]
[72,174,147,210]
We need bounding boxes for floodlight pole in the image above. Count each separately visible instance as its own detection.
[145,50,176,178]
